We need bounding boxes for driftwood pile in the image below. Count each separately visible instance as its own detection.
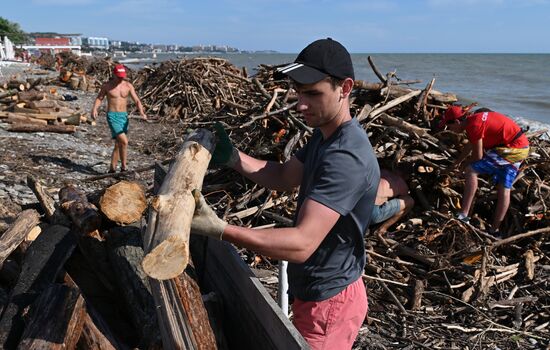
[37,52,122,92]
[131,57,549,349]
[0,77,93,134]
[1,55,548,348]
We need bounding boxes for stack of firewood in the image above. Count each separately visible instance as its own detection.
[0,77,93,133]
[0,175,217,349]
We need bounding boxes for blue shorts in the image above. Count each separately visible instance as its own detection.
[106,112,129,139]
[471,151,520,189]
[371,198,401,225]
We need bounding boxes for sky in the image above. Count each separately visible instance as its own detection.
[2,0,550,53]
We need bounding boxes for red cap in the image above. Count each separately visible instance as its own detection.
[438,105,465,129]
[113,64,127,78]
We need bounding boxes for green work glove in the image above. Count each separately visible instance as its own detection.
[190,189,227,240]
[210,122,239,167]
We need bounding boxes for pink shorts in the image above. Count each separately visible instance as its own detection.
[292,277,368,350]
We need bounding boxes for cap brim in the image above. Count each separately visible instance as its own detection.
[115,73,126,78]
[276,63,328,84]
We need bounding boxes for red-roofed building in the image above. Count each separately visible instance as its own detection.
[35,37,71,46]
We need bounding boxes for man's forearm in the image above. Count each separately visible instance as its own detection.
[232,151,294,191]
[222,224,312,263]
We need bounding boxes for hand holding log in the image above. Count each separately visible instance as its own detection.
[190,190,226,240]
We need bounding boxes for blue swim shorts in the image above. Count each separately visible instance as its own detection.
[471,150,522,189]
[106,111,129,139]
[371,198,402,225]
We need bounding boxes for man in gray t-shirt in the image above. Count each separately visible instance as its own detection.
[190,38,379,350]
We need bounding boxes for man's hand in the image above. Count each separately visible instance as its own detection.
[190,190,227,240]
[210,122,239,167]
[141,114,148,121]
[91,110,97,121]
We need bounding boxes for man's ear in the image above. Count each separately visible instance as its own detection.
[341,78,354,98]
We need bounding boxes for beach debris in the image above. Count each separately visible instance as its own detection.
[0,55,547,349]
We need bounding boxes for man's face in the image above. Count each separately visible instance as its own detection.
[294,78,344,128]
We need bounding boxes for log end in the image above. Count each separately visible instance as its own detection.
[142,236,188,280]
[99,181,147,225]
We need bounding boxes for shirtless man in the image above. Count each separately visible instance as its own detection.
[371,168,414,235]
[91,64,147,173]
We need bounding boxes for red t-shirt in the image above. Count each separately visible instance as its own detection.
[465,111,529,150]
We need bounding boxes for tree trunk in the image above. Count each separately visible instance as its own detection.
[0,209,40,268]
[59,184,102,235]
[17,284,85,350]
[27,100,57,109]
[8,124,76,134]
[106,226,160,348]
[142,129,215,280]
[99,181,147,225]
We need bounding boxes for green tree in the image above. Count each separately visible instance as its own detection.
[0,17,28,44]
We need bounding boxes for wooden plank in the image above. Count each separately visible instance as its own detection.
[0,225,77,348]
[17,284,86,349]
[0,209,40,267]
[198,239,308,350]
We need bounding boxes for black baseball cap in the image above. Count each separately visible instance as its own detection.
[276,38,354,84]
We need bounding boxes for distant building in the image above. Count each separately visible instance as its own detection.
[23,36,80,55]
[35,37,70,46]
[85,37,109,50]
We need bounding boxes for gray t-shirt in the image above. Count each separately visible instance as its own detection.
[289,117,380,301]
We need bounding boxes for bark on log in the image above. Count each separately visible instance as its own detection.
[17,91,46,102]
[99,181,147,225]
[106,226,160,348]
[0,209,40,268]
[142,129,215,280]
[0,111,58,120]
[5,115,47,126]
[0,225,76,349]
[376,113,438,142]
[26,175,70,226]
[76,313,117,350]
[8,124,76,134]
[59,184,102,235]
[27,100,57,109]
[17,284,85,350]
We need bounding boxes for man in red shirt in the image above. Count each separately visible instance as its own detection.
[439,105,529,236]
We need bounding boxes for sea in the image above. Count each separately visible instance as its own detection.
[121,52,550,130]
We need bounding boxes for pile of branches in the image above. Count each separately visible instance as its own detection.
[132,56,548,349]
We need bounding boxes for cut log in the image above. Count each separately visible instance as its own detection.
[106,226,160,348]
[27,99,57,109]
[6,115,47,126]
[17,91,46,102]
[8,124,77,134]
[26,175,70,226]
[61,113,82,126]
[0,225,76,349]
[148,270,218,350]
[0,111,57,121]
[17,284,85,350]
[142,129,218,349]
[377,113,438,142]
[70,77,81,90]
[0,209,40,268]
[76,313,117,350]
[59,184,102,234]
[142,129,215,280]
[99,181,147,225]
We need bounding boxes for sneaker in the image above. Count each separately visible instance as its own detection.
[455,212,470,223]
